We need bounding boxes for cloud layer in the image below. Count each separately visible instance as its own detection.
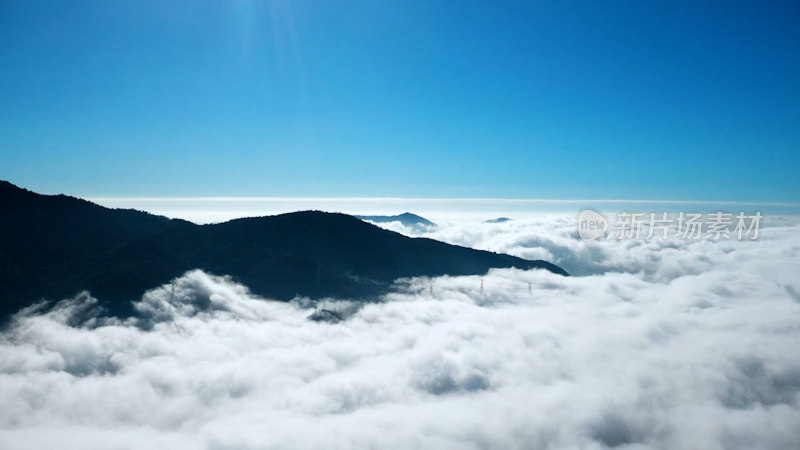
[1,217,800,449]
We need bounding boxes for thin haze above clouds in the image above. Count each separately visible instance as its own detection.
[89,197,800,224]
[1,216,800,449]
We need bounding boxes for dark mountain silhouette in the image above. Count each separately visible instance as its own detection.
[356,212,436,228]
[485,217,513,223]
[0,181,568,320]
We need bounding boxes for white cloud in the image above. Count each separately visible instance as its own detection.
[1,218,799,449]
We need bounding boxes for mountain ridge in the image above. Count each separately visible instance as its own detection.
[0,181,568,319]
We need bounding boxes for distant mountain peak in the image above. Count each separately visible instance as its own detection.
[355,212,436,228]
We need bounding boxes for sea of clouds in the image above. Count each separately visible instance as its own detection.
[1,214,800,449]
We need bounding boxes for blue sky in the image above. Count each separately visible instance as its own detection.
[1,1,798,201]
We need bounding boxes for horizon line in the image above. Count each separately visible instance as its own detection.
[86,197,800,207]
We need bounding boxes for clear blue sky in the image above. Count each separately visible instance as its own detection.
[1,1,798,201]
